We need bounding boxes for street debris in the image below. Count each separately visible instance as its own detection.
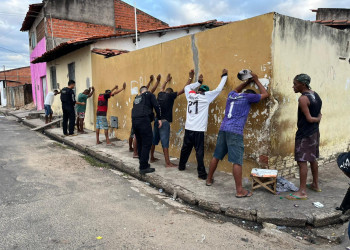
[276,177,299,192]
[312,202,324,208]
[159,189,163,193]
[201,234,206,243]
[96,236,103,240]
[294,204,299,207]
[296,236,303,240]
[277,226,286,230]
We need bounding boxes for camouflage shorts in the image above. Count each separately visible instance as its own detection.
[295,131,320,162]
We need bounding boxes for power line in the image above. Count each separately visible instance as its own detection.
[0,47,28,56]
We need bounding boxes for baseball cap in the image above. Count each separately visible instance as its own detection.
[237,69,252,81]
[198,85,210,92]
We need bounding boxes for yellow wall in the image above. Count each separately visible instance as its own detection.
[92,13,275,176]
[46,46,95,130]
[271,14,350,175]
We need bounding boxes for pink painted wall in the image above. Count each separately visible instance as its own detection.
[30,38,47,110]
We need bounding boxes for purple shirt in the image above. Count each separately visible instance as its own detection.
[220,91,261,135]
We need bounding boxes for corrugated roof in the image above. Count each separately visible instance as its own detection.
[91,48,129,58]
[20,3,44,32]
[31,20,228,64]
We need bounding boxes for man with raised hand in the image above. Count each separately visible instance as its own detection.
[178,69,228,180]
[96,83,126,145]
[76,87,94,134]
[150,72,193,167]
[206,71,269,198]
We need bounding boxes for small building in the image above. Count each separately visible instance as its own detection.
[31,20,227,131]
[0,66,32,108]
[20,0,169,111]
[312,8,350,30]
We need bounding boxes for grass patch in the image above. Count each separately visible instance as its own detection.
[52,142,69,149]
[81,155,111,169]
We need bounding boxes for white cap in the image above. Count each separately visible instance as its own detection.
[237,69,252,81]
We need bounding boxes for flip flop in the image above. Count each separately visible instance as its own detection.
[307,184,322,192]
[236,190,253,198]
[206,179,214,186]
[286,194,308,200]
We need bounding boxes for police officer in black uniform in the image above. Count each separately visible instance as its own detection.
[60,80,77,136]
[132,85,162,174]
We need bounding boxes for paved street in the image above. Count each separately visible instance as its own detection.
[0,115,346,249]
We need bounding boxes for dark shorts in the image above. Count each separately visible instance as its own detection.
[130,127,135,138]
[213,130,244,166]
[44,105,53,116]
[152,119,170,148]
[295,131,320,162]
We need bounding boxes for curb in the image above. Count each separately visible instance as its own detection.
[12,113,348,228]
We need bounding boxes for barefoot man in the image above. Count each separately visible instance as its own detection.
[286,74,322,200]
[150,72,192,167]
[206,71,269,198]
[96,83,126,145]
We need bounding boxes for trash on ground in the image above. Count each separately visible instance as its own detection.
[145,182,150,186]
[159,189,163,193]
[294,204,299,207]
[277,226,286,230]
[276,177,299,192]
[296,236,303,240]
[279,197,283,199]
[201,234,206,243]
[242,221,246,224]
[312,202,324,208]
[96,236,103,240]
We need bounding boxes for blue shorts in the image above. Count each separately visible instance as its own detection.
[152,119,170,148]
[96,116,109,130]
[44,105,53,116]
[213,130,244,166]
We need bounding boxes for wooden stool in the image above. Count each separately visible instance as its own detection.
[251,168,278,195]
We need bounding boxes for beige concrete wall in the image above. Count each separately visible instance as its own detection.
[92,13,275,176]
[46,46,95,130]
[271,14,350,176]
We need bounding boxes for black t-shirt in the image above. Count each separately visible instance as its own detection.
[60,87,76,109]
[296,91,322,140]
[157,92,177,122]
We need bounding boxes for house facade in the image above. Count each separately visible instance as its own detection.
[31,20,226,131]
[0,66,32,108]
[20,0,169,110]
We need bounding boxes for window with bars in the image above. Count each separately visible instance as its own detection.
[50,66,57,90]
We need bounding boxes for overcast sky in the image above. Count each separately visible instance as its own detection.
[0,0,349,70]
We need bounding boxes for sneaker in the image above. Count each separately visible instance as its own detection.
[139,168,155,175]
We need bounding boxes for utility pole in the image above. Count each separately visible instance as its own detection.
[3,65,6,88]
[134,0,138,49]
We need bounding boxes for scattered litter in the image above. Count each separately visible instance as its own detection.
[294,204,299,207]
[241,238,249,243]
[345,246,350,250]
[276,177,299,192]
[201,234,206,243]
[242,221,246,224]
[145,182,150,186]
[170,158,177,161]
[0,116,5,118]
[254,226,258,229]
[296,236,303,240]
[313,202,324,208]
[279,197,283,199]
[130,187,140,193]
[277,226,286,230]
[96,236,103,240]
[159,189,163,193]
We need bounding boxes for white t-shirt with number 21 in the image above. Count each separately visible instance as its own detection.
[184,75,228,132]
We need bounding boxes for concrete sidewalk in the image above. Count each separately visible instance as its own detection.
[6,109,350,229]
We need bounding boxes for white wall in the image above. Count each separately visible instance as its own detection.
[0,81,7,106]
[93,27,203,51]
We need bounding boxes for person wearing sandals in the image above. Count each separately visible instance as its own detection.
[96,83,126,145]
[206,70,269,198]
[286,74,322,200]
